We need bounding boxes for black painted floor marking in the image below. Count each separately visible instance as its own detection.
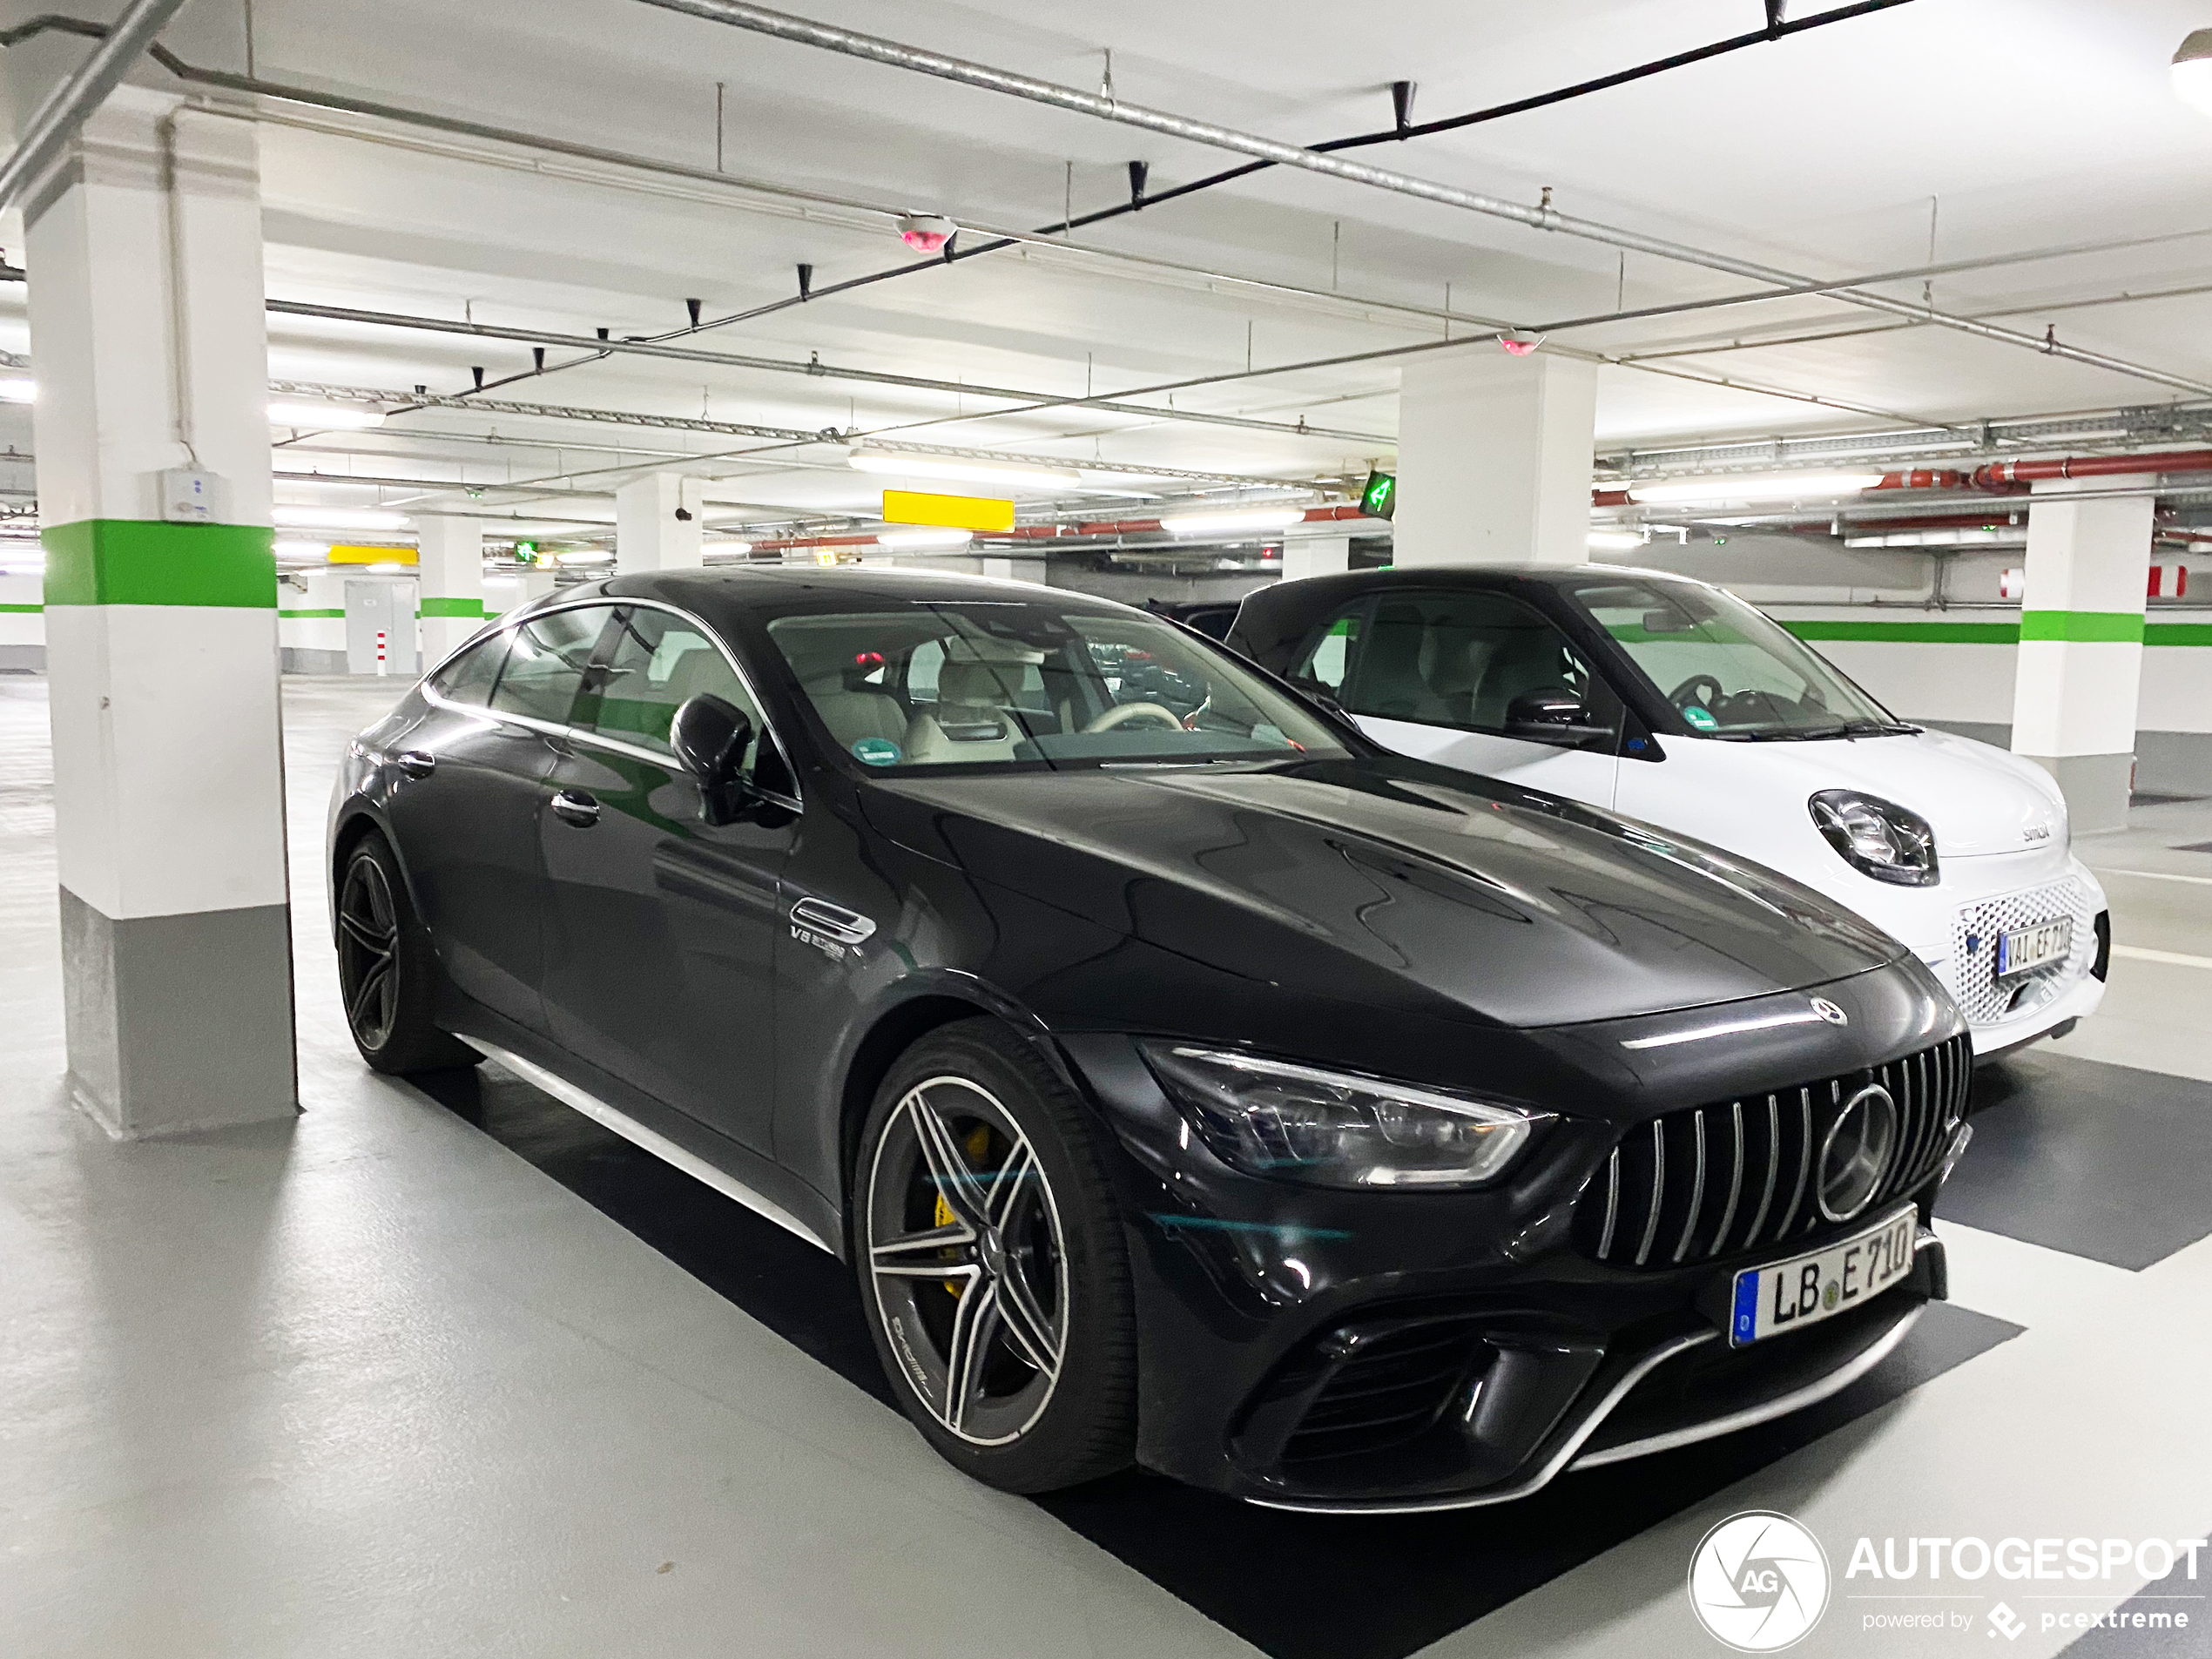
[413,1062,2022,1659]
[1958,1049,2212,1271]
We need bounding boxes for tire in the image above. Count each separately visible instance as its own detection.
[853,1018,1136,1493]
[335,829,479,1076]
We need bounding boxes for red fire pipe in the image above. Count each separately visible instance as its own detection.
[1973,449,2212,489]
[741,501,1381,554]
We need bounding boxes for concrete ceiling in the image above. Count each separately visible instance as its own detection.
[3,0,2208,542]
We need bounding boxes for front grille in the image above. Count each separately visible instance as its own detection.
[1279,1318,1486,1464]
[1949,877,2097,1026]
[1577,1034,1970,1269]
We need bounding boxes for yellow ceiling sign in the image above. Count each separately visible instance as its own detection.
[881,489,1015,532]
[327,544,418,565]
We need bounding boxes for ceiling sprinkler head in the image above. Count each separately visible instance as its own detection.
[897,213,956,253]
[1500,328,1546,356]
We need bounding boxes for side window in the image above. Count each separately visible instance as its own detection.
[428,633,509,706]
[490,606,608,725]
[1290,608,1364,698]
[1347,590,1622,738]
[584,606,763,771]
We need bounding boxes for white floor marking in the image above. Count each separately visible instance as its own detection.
[2097,867,2212,887]
[2112,943,2212,970]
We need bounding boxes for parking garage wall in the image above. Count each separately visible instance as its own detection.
[0,574,39,671]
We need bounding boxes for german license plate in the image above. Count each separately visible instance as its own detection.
[1728,1204,1918,1347]
[1996,916,2072,980]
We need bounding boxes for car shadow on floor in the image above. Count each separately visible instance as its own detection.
[409,1060,2020,1659]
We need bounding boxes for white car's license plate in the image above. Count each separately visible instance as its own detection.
[1728,1204,1918,1347]
[1996,916,2072,979]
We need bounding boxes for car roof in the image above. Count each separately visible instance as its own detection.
[526,563,1143,619]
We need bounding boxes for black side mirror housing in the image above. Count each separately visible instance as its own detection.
[671,693,755,823]
[1503,689,1612,745]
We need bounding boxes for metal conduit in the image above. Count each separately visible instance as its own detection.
[637,0,2212,401]
[0,0,191,212]
[261,298,1386,445]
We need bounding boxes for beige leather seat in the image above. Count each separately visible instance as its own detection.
[803,668,908,754]
[904,657,1033,765]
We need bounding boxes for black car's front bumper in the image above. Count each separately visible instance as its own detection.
[1054,967,1966,1512]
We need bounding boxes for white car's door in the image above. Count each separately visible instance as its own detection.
[1285,588,1622,812]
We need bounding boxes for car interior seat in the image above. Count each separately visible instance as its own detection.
[802,664,909,756]
[903,651,1035,765]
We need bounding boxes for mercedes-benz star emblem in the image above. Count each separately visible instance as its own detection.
[1809,997,1848,1026]
[1817,1083,1898,1222]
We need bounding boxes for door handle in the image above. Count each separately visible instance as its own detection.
[550,788,601,826]
[395,751,435,779]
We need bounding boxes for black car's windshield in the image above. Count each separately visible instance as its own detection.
[1566,577,1901,740]
[767,600,1351,772]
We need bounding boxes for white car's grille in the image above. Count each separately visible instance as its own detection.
[1948,876,2098,1027]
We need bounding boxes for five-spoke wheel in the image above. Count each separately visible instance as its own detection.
[334,830,478,1075]
[853,1020,1136,1492]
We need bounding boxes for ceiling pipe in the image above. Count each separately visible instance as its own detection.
[261,297,1386,444]
[0,0,192,214]
[637,0,2212,401]
[739,502,1379,553]
[1973,449,2212,487]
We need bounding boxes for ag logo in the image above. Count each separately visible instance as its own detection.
[1688,1510,1830,1651]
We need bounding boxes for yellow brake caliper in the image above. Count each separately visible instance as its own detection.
[937,1123,992,1295]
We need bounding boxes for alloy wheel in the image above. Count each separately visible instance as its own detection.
[865,1076,1069,1446]
[337,853,401,1051]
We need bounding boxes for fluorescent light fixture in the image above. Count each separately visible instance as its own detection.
[1587,529,1647,551]
[266,401,386,430]
[2177,29,2212,116]
[1159,506,1306,536]
[1625,470,1885,506]
[556,550,614,565]
[849,448,1082,489]
[874,527,974,550]
[274,505,408,532]
[703,536,754,554]
[0,379,36,404]
[273,539,331,560]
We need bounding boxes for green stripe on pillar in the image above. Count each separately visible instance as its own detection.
[0,602,42,613]
[417,597,486,619]
[44,520,276,608]
[2017,610,2144,644]
[1783,620,2020,644]
[278,608,346,618]
[2145,622,2212,647]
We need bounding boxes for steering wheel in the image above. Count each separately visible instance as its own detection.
[1084,700,1183,734]
[1667,673,1726,711]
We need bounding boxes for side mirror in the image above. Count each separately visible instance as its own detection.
[1504,689,1612,745]
[671,693,754,823]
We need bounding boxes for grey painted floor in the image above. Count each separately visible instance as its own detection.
[1,674,2208,1657]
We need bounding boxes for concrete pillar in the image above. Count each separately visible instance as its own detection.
[1393,351,1597,569]
[616,473,705,572]
[413,516,484,664]
[24,86,294,1135]
[2009,476,2154,833]
[1281,534,1350,583]
[981,556,1017,582]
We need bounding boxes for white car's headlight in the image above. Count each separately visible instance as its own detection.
[1140,1044,1548,1190]
[1809,788,1939,887]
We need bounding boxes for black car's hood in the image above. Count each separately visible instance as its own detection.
[860,757,1903,1028]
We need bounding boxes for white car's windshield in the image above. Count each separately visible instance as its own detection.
[767,602,1350,771]
[1568,577,1903,740]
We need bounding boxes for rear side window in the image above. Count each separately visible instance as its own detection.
[428,634,508,706]
[1289,608,1363,699]
[1333,590,1621,738]
[491,606,608,725]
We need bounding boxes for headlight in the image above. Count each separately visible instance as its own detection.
[1808,789,1939,887]
[1139,1044,1548,1190]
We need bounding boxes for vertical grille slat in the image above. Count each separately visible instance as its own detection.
[1710,1101,1745,1260]
[1671,1112,1707,1264]
[1576,1035,1966,1268]
[1633,1120,1666,1266]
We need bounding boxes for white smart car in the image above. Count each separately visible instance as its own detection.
[1229,564,2108,1057]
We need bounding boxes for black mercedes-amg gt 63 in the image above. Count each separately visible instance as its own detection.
[328,567,1972,1514]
